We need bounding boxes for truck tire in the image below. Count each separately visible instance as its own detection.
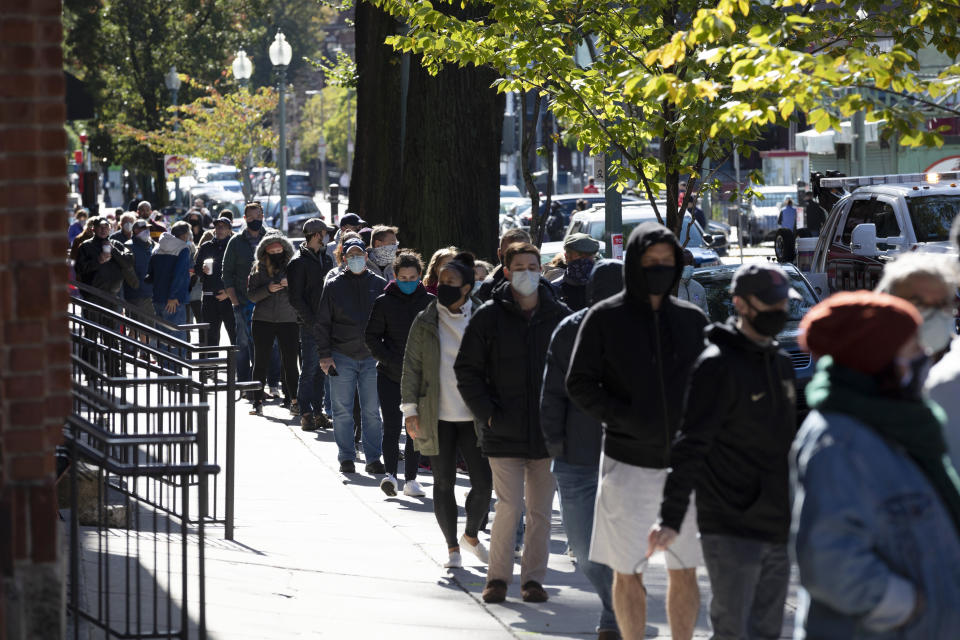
[775,229,796,263]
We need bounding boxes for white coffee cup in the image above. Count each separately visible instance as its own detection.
[203,258,214,275]
[102,244,112,254]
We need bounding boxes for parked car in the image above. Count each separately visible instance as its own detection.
[743,185,799,245]
[514,193,637,231]
[691,262,821,419]
[264,195,322,236]
[263,170,314,197]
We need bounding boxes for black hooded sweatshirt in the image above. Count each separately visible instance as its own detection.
[566,222,708,468]
[659,320,797,543]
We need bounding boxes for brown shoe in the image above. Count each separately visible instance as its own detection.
[521,580,548,603]
[482,579,508,604]
[597,630,621,640]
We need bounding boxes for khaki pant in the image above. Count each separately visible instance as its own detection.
[488,457,556,586]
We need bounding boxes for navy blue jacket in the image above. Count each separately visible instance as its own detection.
[148,235,192,304]
[124,237,154,301]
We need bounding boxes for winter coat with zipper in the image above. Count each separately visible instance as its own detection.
[315,266,387,361]
[286,241,334,338]
[401,297,482,456]
[475,265,507,303]
[364,281,434,383]
[566,222,708,469]
[194,233,233,294]
[75,235,134,294]
[124,236,154,301]
[221,225,278,305]
[246,234,299,324]
[659,320,797,544]
[540,260,625,467]
[147,233,191,304]
[454,281,571,458]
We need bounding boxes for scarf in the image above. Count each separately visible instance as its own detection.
[807,356,960,534]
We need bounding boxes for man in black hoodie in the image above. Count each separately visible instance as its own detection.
[195,217,237,351]
[540,259,624,640]
[650,262,798,640]
[455,241,570,605]
[566,222,708,640]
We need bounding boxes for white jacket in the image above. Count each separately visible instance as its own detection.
[924,338,960,470]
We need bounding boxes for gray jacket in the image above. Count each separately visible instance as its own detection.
[247,234,299,324]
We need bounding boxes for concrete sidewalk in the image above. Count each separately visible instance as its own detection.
[190,395,799,639]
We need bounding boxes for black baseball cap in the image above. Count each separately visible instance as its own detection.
[731,263,801,304]
[214,216,233,227]
[339,213,366,228]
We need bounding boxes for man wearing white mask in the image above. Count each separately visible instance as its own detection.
[455,241,571,605]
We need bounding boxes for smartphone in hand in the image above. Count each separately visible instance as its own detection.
[327,366,339,377]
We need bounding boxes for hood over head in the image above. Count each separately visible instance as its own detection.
[252,233,296,272]
[586,259,625,305]
[623,222,684,302]
[155,232,189,256]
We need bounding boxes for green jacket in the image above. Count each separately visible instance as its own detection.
[401,298,481,457]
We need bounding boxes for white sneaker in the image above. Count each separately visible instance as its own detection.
[380,474,398,497]
[268,385,281,398]
[403,479,426,497]
[443,551,462,568]
[459,535,489,564]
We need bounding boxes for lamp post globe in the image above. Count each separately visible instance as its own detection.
[232,49,253,88]
[270,30,292,233]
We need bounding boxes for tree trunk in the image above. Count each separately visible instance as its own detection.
[520,90,541,245]
[350,3,404,222]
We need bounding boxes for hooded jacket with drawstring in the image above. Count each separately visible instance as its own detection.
[566,222,708,469]
[148,232,191,304]
[246,234,299,324]
[659,320,797,543]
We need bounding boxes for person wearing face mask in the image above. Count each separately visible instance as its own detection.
[75,217,136,298]
[455,242,570,604]
[475,228,532,302]
[403,252,492,568]
[366,225,399,281]
[147,221,194,338]
[123,219,157,320]
[550,233,600,312]
[246,235,300,415]
[677,250,708,315]
[316,238,388,475]
[326,213,366,261]
[566,222,707,640]
[195,217,238,353]
[364,250,433,497]
[790,291,960,639]
[110,212,137,244]
[649,262,798,640]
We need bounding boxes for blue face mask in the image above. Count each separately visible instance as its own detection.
[396,280,419,295]
[346,255,367,274]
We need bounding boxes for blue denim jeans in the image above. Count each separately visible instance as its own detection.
[154,301,187,340]
[297,326,325,416]
[552,459,618,633]
[329,352,383,463]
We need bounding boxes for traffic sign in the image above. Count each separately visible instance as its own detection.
[164,154,188,178]
[611,233,624,260]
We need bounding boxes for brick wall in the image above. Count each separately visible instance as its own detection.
[0,2,70,638]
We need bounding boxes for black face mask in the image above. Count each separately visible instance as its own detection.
[247,219,263,232]
[642,265,675,296]
[436,284,463,308]
[269,253,286,269]
[748,305,789,338]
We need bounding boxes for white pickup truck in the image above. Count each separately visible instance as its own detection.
[795,171,960,296]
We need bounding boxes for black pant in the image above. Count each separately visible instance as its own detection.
[201,295,236,348]
[429,420,492,548]
[377,373,419,480]
[251,320,299,404]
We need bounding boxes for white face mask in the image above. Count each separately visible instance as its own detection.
[918,307,956,353]
[510,269,540,296]
[136,230,150,242]
[122,222,133,233]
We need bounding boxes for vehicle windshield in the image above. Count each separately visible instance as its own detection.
[501,185,522,198]
[585,215,705,247]
[287,175,313,194]
[907,195,960,242]
[291,198,319,215]
[206,170,238,182]
[692,268,818,326]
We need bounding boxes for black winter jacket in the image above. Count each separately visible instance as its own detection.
[315,267,387,361]
[660,321,797,544]
[287,241,334,337]
[475,265,506,303]
[566,222,708,469]
[364,281,434,383]
[75,236,133,295]
[540,260,625,466]
[553,275,588,312]
[194,235,233,294]
[455,281,571,458]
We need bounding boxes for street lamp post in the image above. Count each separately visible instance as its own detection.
[269,30,293,233]
[232,49,254,198]
[164,65,182,207]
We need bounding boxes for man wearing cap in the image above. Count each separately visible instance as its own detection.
[316,236,387,474]
[650,262,799,640]
[326,212,366,261]
[287,218,335,431]
[551,232,600,312]
[195,217,238,351]
[75,217,134,298]
[124,219,156,320]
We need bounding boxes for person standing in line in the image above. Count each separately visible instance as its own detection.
[75,216,136,299]
[792,291,960,638]
[110,212,137,244]
[475,228,532,302]
[366,225,399,281]
[677,250,708,315]
[68,207,89,246]
[70,215,98,262]
[650,262,799,640]
[566,223,707,640]
[124,219,156,320]
[136,200,166,241]
[194,217,237,351]
[287,218,336,431]
[326,213,366,261]
[540,259,624,640]
[423,246,458,296]
[246,235,301,415]
[455,242,570,604]
[316,238,387,475]
[148,221,193,338]
[550,233,600,312]
[365,250,433,497]
[403,252,492,568]
[474,260,494,286]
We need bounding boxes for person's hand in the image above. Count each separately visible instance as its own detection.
[215,290,229,302]
[268,282,285,293]
[405,415,420,439]
[319,357,335,374]
[98,252,111,264]
[647,523,678,557]
[165,299,179,314]
[280,278,288,288]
